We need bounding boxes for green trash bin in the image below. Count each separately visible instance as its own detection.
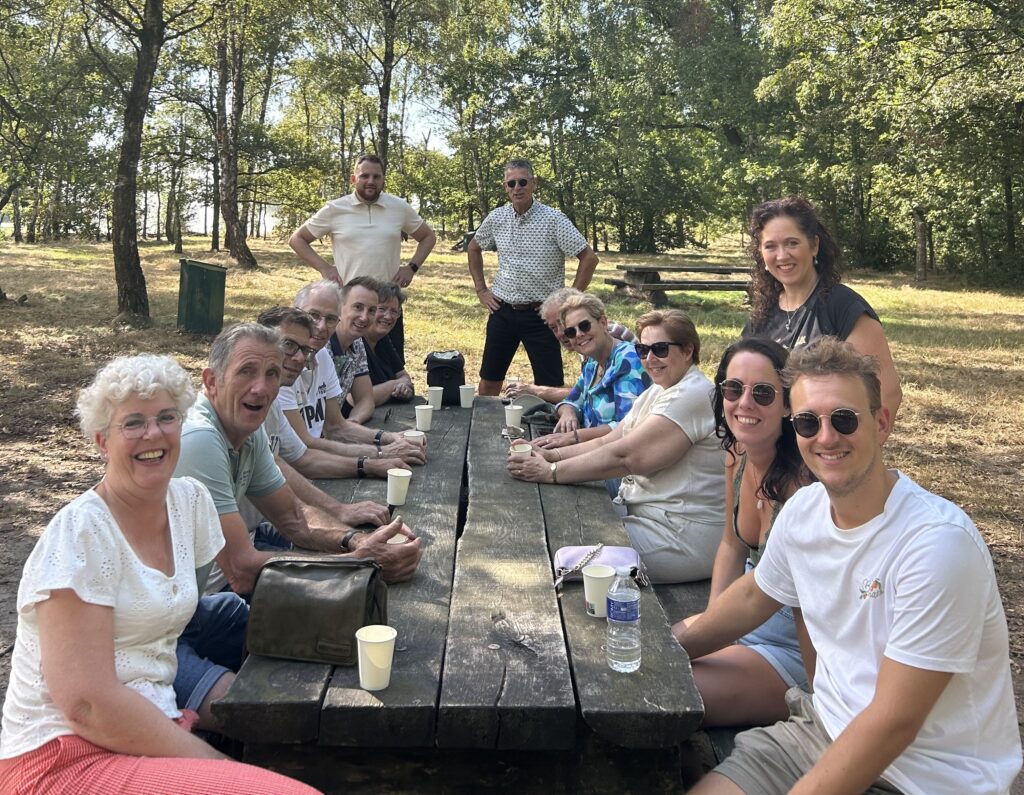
[177,258,227,334]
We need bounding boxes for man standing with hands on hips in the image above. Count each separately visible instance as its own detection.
[468,158,599,396]
[289,153,436,357]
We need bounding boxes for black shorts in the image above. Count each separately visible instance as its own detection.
[479,302,564,386]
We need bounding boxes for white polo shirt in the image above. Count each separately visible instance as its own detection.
[303,192,424,284]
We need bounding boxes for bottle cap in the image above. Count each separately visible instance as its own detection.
[616,566,632,577]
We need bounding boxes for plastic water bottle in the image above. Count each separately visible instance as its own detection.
[606,565,641,672]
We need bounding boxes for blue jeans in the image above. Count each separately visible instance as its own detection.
[174,591,250,711]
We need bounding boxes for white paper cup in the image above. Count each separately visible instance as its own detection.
[415,405,433,431]
[355,625,398,691]
[403,429,426,447]
[459,384,475,409]
[386,468,412,506]
[504,404,524,427]
[582,564,616,618]
[427,386,444,410]
[509,442,533,459]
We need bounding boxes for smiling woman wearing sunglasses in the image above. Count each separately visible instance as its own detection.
[532,294,649,453]
[673,337,814,728]
[508,309,724,584]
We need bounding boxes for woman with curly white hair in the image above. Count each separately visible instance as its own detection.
[0,354,317,793]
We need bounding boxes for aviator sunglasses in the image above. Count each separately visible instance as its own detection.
[719,379,778,406]
[634,341,683,359]
[505,178,530,188]
[790,408,861,438]
[563,319,593,339]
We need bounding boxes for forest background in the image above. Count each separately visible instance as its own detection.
[2,0,1023,324]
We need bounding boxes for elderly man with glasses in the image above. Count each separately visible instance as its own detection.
[277,280,426,473]
[468,157,599,397]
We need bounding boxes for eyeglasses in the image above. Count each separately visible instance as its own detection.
[505,178,530,188]
[790,408,861,438]
[719,379,778,406]
[305,310,340,327]
[634,341,683,359]
[280,339,316,359]
[115,410,182,439]
[563,319,593,339]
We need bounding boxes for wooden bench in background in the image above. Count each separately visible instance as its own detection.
[607,262,749,307]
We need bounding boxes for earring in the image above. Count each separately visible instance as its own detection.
[813,255,818,267]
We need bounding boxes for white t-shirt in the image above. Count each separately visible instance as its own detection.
[303,192,424,284]
[616,364,723,526]
[277,347,342,440]
[0,478,224,759]
[756,474,1021,795]
[264,400,306,464]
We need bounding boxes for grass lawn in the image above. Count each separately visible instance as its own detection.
[1,233,1022,759]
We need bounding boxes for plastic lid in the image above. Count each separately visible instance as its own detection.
[616,566,632,576]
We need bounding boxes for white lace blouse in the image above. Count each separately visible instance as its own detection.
[0,477,224,759]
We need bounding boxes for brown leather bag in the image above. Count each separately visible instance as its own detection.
[246,554,388,666]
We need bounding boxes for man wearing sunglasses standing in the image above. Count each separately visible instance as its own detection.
[289,153,436,358]
[468,158,599,396]
[680,336,1020,795]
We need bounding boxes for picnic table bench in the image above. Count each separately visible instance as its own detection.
[212,399,708,792]
[607,262,749,307]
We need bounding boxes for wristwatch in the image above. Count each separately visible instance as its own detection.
[408,260,420,273]
[549,462,558,484]
[357,456,367,478]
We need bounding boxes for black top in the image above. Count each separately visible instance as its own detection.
[365,336,405,385]
[742,282,879,350]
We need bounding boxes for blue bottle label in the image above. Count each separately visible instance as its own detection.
[607,597,639,622]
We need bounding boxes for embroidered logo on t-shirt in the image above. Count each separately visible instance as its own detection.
[859,578,883,600]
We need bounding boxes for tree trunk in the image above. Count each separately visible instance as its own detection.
[12,190,22,243]
[974,218,990,271]
[927,221,935,273]
[216,18,257,270]
[912,206,928,283]
[211,156,221,250]
[1004,172,1017,257]
[27,186,40,243]
[109,0,167,321]
[375,0,396,171]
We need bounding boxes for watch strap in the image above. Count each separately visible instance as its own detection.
[357,456,367,478]
[341,529,360,552]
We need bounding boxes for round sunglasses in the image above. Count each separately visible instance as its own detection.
[505,178,530,188]
[790,408,861,438]
[563,319,593,339]
[719,379,778,406]
[634,341,684,359]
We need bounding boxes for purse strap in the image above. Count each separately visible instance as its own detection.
[553,543,604,590]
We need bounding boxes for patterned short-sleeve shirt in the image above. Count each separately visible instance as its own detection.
[328,335,370,402]
[473,200,588,304]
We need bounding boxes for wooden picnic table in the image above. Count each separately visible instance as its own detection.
[213,399,705,792]
[607,261,749,307]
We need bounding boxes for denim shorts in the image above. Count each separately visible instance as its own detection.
[174,591,250,711]
[736,561,808,689]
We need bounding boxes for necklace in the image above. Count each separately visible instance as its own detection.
[781,276,819,331]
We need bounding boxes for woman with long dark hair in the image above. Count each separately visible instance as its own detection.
[743,196,902,421]
[673,338,813,726]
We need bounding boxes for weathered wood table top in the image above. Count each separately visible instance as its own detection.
[213,398,704,791]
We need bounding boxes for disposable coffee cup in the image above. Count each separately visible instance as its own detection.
[403,429,426,447]
[504,404,524,427]
[355,625,398,691]
[582,564,616,618]
[509,442,533,459]
[415,405,433,431]
[387,468,412,507]
[427,386,444,410]
[459,384,475,409]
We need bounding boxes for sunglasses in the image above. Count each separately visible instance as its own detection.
[505,178,530,188]
[720,379,778,406]
[790,408,861,438]
[563,319,593,339]
[634,341,683,359]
